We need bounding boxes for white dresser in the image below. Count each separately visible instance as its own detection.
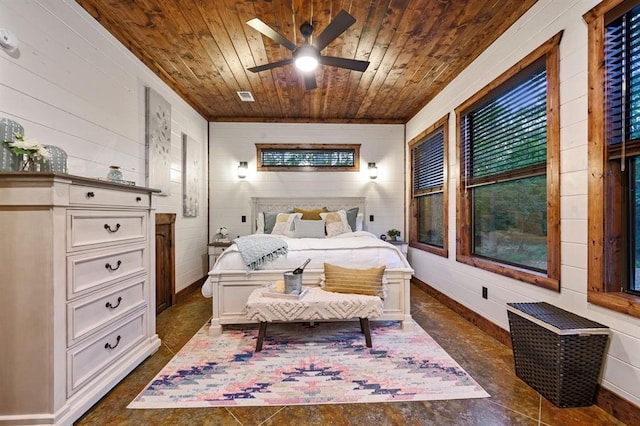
[0,173,161,425]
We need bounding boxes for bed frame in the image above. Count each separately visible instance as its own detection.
[207,196,414,336]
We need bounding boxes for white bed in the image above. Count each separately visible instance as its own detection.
[202,197,414,336]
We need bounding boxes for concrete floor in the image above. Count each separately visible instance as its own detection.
[75,284,624,425]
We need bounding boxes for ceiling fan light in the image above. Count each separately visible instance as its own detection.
[295,56,318,72]
[294,45,319,72]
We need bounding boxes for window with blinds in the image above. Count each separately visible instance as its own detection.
[256,144,360,171]
[411,126,446,249]
[606,5,640,149]
[460,65,547,186]
[459,62,549,273]
[413,130,444,195]
[604,4,640,295]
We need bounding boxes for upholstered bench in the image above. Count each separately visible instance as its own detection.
[245,286,384,352]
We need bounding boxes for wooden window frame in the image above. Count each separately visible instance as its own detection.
[585,0,640,319]
[409,114,449,258]
[256,143,360,172]
[454,32,562,291]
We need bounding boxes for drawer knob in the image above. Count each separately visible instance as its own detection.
[104,335,121,350]
[105,296,123,309]
[104,223,121,233]
[105,260,122,271]
[86,191,95,198]
[136,196,142,202]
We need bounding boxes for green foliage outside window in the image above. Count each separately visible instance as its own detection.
[418,193,444,247]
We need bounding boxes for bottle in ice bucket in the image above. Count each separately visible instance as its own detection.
[293,258,311,274]
[284,258,310,294]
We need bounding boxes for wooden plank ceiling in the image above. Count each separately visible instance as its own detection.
[75,0,537,123]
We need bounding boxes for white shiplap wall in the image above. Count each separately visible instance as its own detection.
[406,0,640,407]
[0,0,209,293]
[208,122,405,240]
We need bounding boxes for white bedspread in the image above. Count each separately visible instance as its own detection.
[202,231,412,298]
[214,231,410,272]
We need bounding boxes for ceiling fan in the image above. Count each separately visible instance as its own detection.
[246,9,370,90]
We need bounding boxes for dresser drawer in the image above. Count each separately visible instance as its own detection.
[67,245,147,298]
[208,243,231,270]
[68,210,147,251]
[70,185,150,208]
[67,278,147,345]
[209,245,229,256]
[67,309,146,395]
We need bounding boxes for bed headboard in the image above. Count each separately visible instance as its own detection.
[250,197,366,233]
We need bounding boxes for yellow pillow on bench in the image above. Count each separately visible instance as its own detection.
[323,263,385,299]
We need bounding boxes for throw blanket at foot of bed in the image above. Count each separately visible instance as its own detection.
[233,235,288,271]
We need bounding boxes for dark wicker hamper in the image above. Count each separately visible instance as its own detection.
[506,302,610,408]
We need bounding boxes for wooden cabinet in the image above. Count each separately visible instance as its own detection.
[0,173,161,425]
[155,213,175,314]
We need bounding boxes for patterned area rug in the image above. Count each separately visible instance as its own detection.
[129,320,489,408]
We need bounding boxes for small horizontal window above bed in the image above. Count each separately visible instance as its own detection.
[256,144,360,172]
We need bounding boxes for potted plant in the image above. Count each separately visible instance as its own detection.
[387,228,401,241]
[216,226,229,242]
[2,133,51,171]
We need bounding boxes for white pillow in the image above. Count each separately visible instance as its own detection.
[271,213,302,237]
[256,212,265,234]
[356,213,364,231]
[294,218,326,238]
[319,210,352,237]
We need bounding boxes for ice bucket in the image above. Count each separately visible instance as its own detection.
[283,271,302,294]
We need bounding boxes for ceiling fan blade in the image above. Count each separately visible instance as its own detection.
[312,10,356,52]
[319,56,370,72]
[246,18,297,51]
[303,73,317,90]
[247,58,294,73]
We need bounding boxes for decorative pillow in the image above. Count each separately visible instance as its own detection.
[323,263,386,299]
[356,213,364,231]
[256,212,265,233]
[262,211,280,234]
[345,207,359,232]
[294,207,328,220]
[294,218,326,238]
[320,210,352,237]
[271,213,302,237]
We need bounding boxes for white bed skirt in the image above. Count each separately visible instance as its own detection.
[203,268,414,336]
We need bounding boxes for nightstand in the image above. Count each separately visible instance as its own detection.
[388,240,408,257]
[208,241,232,270]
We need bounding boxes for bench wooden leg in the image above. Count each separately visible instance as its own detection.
[256,322,268,352]
[359,317,372,348]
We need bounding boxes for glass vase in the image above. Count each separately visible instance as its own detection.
[107,165,124,183]
[21,156,39,172]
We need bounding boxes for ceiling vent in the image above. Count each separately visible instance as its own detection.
[237,91,255,102]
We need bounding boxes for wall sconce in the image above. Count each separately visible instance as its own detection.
[368,162,378,180]
[237,161,248,179]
